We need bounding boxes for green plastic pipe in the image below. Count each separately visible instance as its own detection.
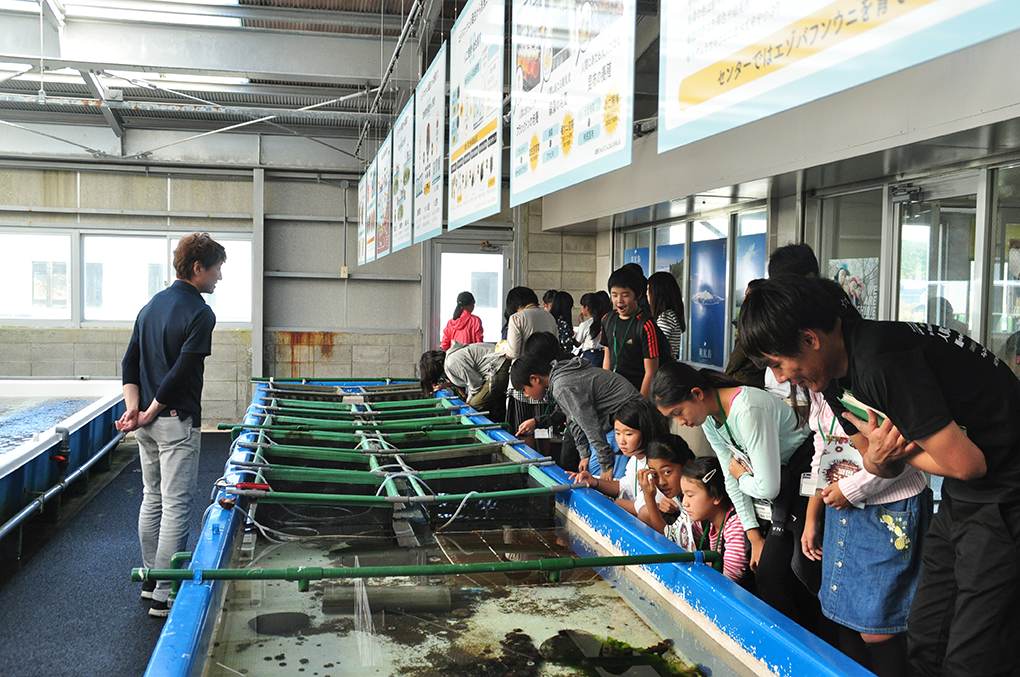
[249,461,530,485]
[237,441,508,463]
[264,396,453,411]
[368,455,429,498]
[223,424,501,438]
[253,404,461,420]
[133,551,725,587]
[228,482,581,507]
[267,413,474,430]
[168,551,193,599]
[252,377,415,385]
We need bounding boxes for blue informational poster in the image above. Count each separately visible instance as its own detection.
[509,0,636,206]
[655,243,685,293]
[414,44,447,245]
[623,247,649,277]
[690,238,727,367]
[448,0,505,230]
[658,0,1020,154]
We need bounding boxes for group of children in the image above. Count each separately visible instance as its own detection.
[421,245,1020,677]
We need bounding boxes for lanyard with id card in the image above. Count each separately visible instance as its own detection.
[714,390,772,522]
[812,408,866,508]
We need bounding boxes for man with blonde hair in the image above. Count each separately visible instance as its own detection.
[117,233,226,617]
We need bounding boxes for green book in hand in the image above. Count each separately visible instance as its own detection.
[838,391,888,427]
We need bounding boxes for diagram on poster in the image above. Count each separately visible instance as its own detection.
[658,0,1020,153]
[449,0,505,230]
[391,95,415,253]
[357,174,367,266]
[509,0,636,206]
[415,44,447,244]
[375,134,393,258]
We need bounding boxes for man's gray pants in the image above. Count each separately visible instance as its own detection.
[135,416,201,604]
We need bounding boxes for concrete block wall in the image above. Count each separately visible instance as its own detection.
[520,200,600,315]
[0,327,253,428]
[264,331,420,381]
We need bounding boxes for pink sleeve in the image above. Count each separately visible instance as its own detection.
[808,392,826,476]
[721,513,750,582]
[471,315,484,343]
[440,321,452,351]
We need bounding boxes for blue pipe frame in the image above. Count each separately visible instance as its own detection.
[144,381,873,677]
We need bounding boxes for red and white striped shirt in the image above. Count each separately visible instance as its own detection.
[691,507,749,583]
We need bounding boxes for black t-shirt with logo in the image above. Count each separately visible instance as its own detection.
[600,309,672,391]
[824,317,1020,504]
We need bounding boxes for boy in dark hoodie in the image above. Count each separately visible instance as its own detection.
[511,352,642,479]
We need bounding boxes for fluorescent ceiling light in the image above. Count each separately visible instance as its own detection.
[105,69,249,86]
[65,5,241,25]
[0,0,37,11]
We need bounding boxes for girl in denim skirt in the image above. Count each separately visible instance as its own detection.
[801,391,933,677]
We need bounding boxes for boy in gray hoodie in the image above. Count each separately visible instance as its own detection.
[511,354,642,479]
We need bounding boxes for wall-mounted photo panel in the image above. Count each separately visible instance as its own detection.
[392,94,415,253]
[365,157,377,262]
[414,43,448,244]
[375,133,393,259]
[658,0,1020,153]
[509,0,636,206]
[449,0,505,229]
[357,173,367,266]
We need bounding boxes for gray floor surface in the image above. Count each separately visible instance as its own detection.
[0,432,231,677]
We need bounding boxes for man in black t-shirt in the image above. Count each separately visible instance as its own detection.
[737,274,1020,677]
[117,233,225,618]
[600,267,671,397]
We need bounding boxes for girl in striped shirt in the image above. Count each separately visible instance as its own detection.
[648,272,686,362]
[682,456,751,586]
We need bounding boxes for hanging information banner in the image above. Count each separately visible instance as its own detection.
[365,158,377,263]
[375,133,393,259]
[414,43,447,244]
[658,0,1020,153]
[357,173,367,266]
[449,0,505,230]
[392,94,415,253]
[509,0,636,207]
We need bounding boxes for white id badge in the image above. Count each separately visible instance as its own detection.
[753,499,773,522]
[534,427,551,440]
[800,472,819,497]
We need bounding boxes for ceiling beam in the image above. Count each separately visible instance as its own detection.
[80,70,125,137]
[62,0,405,32]
[0,12,418,88]
[0,92,392,125]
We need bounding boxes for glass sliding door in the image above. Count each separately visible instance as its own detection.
[622,229,651,277]
[989,165,1020,376]
[897,188,978,336]
[820,189,883,319]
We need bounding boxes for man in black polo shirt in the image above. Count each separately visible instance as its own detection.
[117,233,225,618]
[737,274,1020,677]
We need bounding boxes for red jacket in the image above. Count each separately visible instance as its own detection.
[441,311,484,350]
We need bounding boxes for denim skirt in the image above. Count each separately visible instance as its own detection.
[819,489,933,634]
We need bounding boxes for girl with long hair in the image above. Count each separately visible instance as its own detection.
[650,361,822,631]
[647,272,686,361]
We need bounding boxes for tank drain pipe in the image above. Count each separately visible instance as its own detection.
[133,550,725,591]
[0,431,125,542]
